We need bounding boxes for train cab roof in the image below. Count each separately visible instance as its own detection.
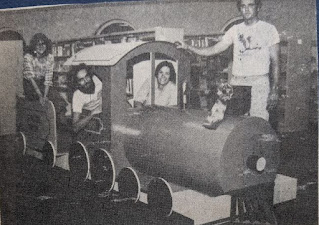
[64,41,191,71]
[64,41,146,66]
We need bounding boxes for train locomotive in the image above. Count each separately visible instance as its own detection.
[17,41,281,223]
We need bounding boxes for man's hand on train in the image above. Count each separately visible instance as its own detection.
[39,96,48,106]
[175,41,188,50]
[90,106,102,116]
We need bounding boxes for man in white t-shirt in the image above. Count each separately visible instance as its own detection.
[178,0,280,126]
[72,64,102,133]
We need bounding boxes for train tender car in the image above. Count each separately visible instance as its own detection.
[60,41,295,224]
[16,99,58,161]
[16,82,115,194]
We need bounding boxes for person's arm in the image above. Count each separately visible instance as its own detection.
[72,112,94,133]
[134,101,144,109]
[40,85,50,105]
[269,43,280,91]
[42,54,54,104]
[184,40,232,57]
[29,77,43,99]
[59,92,71,104]
[267,43,280,110]
[44,85,50,99]
[177,26,234,57]
[72,90,87,132]
[134,78,150,108]
[167,83,178,106]
[24,54,44,100]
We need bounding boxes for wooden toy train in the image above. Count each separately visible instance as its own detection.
[16,41,285,223]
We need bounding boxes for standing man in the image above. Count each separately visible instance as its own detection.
[72,63,102,133]
[179,0,280,125]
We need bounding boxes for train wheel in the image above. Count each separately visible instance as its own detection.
[147,177,173,217]
[18,132,27,155]
[116,167,140,203]
[42,141,56,167]
[68,141,90,186]
[91,148,115,193]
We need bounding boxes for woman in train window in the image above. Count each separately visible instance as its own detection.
[134,61,177,107]
[23,33,54,105]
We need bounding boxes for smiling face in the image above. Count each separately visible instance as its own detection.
[156,66,171,87]
[238,0,259,22]
[35,39,47,57]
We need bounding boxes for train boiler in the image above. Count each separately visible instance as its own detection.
[63,41,282,221]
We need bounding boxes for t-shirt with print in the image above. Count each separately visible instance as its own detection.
[72,75,102,114]
[222,20,280,77]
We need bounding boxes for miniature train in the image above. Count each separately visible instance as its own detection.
[16,41,282,221]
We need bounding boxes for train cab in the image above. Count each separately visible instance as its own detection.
[63,41,192,189]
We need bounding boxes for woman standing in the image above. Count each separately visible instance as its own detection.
[23,33,54,105]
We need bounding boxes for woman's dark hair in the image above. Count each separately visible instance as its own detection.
[28,33,52,57]
[237,0,262,11]
[154,61,176,84]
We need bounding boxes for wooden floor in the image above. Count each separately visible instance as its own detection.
[0,124,317,225]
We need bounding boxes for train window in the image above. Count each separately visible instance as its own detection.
[126,53,178,108]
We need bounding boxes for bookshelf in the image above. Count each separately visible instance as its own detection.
[52,27,184,73]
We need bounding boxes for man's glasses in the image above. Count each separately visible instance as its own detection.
[78,74,91,83]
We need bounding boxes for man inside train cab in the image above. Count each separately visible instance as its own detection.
[177,0,280,128]
[72,63,102,133]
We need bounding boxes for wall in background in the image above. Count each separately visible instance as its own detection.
[0,0,316,43]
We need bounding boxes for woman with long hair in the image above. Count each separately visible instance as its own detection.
[23,33,54,105]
